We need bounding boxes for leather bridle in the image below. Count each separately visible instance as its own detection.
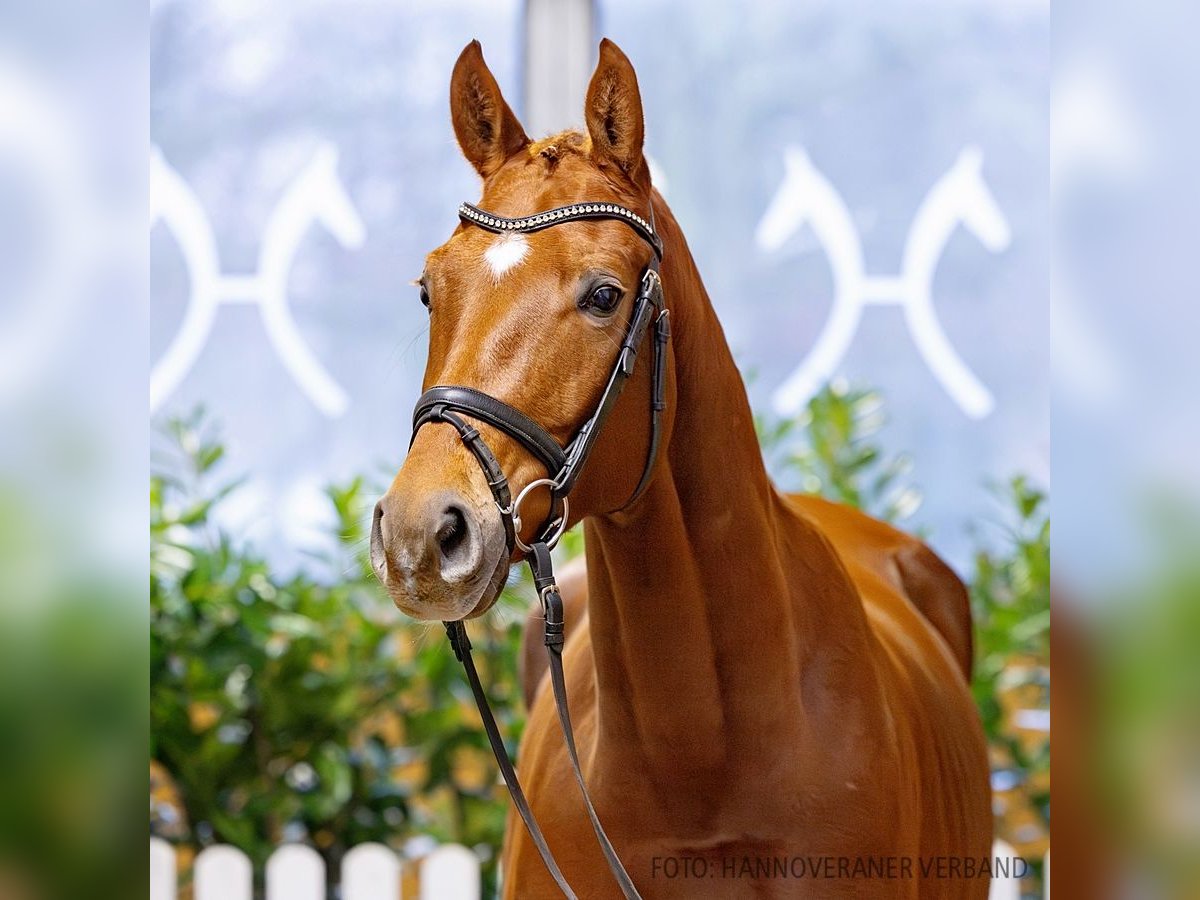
[408,195,669,899]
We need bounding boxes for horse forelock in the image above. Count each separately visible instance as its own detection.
[527,129,591,168]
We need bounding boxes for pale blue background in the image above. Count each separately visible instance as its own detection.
[150,0,1049,572]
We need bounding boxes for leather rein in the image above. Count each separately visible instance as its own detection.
[409,196,669,899]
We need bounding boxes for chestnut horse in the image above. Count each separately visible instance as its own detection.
[372,39,991,899]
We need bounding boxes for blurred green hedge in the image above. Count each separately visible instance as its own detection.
[151,411,530,893]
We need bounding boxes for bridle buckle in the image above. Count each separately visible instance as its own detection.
[640,266,661,300]
[540,584,565,648]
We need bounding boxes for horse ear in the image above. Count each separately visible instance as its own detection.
[584,39,649,188]
[450,40,529,179]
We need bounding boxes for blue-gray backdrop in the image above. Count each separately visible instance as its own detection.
[150,0,1049,573]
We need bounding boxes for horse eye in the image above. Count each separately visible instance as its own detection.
[419,283,431,310]
[584,284,622,315]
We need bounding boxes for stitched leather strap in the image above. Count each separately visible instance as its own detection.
[445,621,579,899]
[529,544,643,899]
[414,386,566,477]
[459,200,663,260]
[627,305,670,505]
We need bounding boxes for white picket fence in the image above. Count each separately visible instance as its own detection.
[150,838,1045,899]
[149,838,479,900]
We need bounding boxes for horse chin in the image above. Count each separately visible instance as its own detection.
[462,553,512,619]
[387,554,509,623]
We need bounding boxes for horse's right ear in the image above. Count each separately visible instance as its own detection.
[450,41,529,179]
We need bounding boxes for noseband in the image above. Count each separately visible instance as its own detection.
[408,196,669,899]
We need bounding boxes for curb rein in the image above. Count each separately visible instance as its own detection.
[408,197,669,899]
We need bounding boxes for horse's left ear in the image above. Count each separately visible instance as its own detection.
[585,39,649,189]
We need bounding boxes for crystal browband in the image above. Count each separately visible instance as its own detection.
[458,200,663,259]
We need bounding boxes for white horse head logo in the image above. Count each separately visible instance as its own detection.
[933,146,1011,253]
[757,145,1011,419]
[151,141,365,416]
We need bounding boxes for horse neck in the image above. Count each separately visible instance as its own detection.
[583,199,864,787]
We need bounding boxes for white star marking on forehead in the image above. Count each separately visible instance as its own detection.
[483,232,530,281]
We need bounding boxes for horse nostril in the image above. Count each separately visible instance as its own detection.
[370,501,387,576]
[435,502,482,584]
[437,505,468,560]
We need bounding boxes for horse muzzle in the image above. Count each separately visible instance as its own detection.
[370,480,508,621]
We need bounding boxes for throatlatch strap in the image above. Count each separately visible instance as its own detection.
[529,543,645,900]
[443,621,578,899]
[626,268,669,506]
[554,263,665,500]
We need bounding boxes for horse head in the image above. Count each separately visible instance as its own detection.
[371,40,668,621]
